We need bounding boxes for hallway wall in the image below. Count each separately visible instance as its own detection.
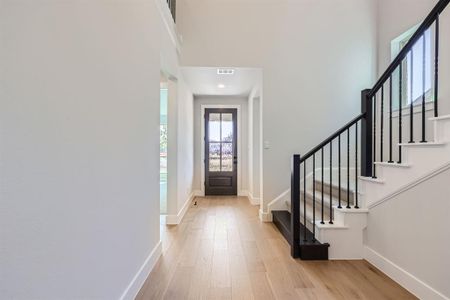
[0,1,168,299]
[248,95,261,202]
[177,0,377,209]
[176,78,195,215]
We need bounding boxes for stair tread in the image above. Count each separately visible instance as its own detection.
[314,178,357,192]
[374,162,411,167]
[429,114,450,121]
[358,176,385,183]
[305,188,354,209]
[287,189,354,208]
[296,197,333,230]
[398,142,445,147]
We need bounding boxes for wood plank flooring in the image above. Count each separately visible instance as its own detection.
[136,196,416,300]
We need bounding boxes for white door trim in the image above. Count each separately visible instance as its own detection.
[201,104,242,196]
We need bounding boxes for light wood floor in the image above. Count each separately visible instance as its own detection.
[136,196,416,300]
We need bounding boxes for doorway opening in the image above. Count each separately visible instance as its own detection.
[182,67,263,205]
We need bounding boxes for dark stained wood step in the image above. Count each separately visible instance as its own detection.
[272,210,329,260]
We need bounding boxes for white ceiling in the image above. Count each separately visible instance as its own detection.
[181,67,262,97]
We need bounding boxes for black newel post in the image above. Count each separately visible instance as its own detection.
[361,89,373,177]
[290,154,301,258]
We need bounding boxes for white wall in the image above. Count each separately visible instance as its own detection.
[176,77,194,212]
[365,166,450,299]
[177,0,377,209]
[248,96,261,201]
[193,96,249,194]
[0,0,180,299]
[166,79,179,215]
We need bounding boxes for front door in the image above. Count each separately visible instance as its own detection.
[205,108,237,195]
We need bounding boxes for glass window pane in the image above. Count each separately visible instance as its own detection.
[209,113,221,142]
[221,143,233,172]
[221,113,233,142]
[209,143,221,172]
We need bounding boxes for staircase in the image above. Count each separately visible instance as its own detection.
[271,0,450,260]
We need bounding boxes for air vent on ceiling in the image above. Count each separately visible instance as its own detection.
[217,68,235,75]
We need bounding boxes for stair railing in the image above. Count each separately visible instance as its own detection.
[290,0,449,258]
[366,0,449,177]
[290,113,365,257]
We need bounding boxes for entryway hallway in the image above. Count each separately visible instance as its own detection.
[136,197,415,299]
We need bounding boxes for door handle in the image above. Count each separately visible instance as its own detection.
[233,156,237,164]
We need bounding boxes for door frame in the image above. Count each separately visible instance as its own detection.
[201,104,242,197]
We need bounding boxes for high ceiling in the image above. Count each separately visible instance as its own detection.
[181,67,262,97]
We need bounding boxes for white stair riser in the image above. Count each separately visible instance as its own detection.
[433,116,450,143]
[316,211,367,259]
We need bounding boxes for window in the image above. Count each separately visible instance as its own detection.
[391,26,433,110]
[208,112,234,172]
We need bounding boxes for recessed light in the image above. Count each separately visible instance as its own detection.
[217,68,235,75]
[218,84,226,89]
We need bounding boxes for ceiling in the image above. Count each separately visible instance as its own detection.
[181,67,262,97]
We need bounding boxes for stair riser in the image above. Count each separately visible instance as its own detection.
[301,194,333,220]
[433,117,450,143]
[403,143,450,166]
[304,193,334,213]
[314,181,355,205]
[316,210,367,259]
[299,207,342,232]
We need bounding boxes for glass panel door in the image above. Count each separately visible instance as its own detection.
[205,108,237,195]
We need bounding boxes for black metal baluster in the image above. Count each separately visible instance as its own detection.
[312,154,316,241]
[421,33,427,143]
[434,15,439,117]
[381,85,384,161]
[347,128,350,209]
[409,49,415,143]
[321,148,324,224]
[373,94,377,178]
[338,135,342,209]
[355,122,359,209]
[399,65,403,163]
[303,162,307,241]
[389,76,394,163]
[329,141,333,224]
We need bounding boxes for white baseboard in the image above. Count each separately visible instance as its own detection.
[164,192,194,225]
[248,191,260,205]
[238,189,249,197]
[364,246,449,300]
[120,240,162,300]
[193,189,203,197]
[267,188,290,212]
[259,209,272,222]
